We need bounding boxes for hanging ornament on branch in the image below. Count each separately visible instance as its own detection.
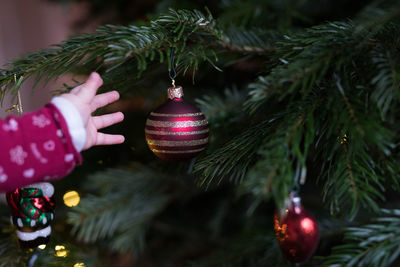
[5,75,56,249]
[273,192,319,263]
[145,47,209,161]
[7,183,55,248]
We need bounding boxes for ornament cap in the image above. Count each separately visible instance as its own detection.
[168,86,184,100]
[289,191,302,214]
[290,192,301,205]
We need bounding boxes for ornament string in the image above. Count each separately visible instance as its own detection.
[283,143,301,194]
[169,47,177,88]
[16,74,23,115]
[6,74,24,114]
[293,160,301,194]
[17,91,23,115]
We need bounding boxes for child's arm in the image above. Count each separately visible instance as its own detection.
[0,72,124,192]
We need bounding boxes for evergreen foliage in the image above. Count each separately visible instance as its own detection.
[1,0,400,266]
[321,209,400,266]
[67,166,171,253]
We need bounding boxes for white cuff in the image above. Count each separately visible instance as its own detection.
[51,96,86,152]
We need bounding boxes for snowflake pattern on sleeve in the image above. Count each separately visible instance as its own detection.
[0,166,8,183]
[3,119,18,132]
[9,146,28,165]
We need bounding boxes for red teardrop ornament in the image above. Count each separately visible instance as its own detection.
[145,86,209,161]
[274,194,319,263]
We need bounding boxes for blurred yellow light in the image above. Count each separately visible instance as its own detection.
[74,263,85,267]
[38,244,46,250]
[63,191,80,207]
[56,250,67,257]
[55,245,68,257]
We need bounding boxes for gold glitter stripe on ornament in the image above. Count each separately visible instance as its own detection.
[146,119,208,128]
[145,128,209,135]
[150,112,204,117]
[147,137,208,147]
[151,147,206,154]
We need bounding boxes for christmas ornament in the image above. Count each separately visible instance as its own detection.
[273,192,319,263]
[145,47,209,161]
[145,85,209,161]
[7,182,55,248]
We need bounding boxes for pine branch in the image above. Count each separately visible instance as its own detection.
[0,225,25,267]
[188,231,289,267]
[244,21,361,114]
[234,9,400,216]
[195,86,246,127]
[67,165,171,253]
[335,77,365,135]
[305,74,398,217]
[195,104,309,208]
[321,209,400,267]
[370,43,400,119]
[194,120,271,188]
[196,57,398,216]
[0,8,275,98]
[244,12,400,114]
[315,88,397,218]
[237,132,293,208]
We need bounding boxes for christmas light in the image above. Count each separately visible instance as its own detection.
[55,245,68,257]
[73,263,85,267]
[63,191,80,207]
[38,244,46,250]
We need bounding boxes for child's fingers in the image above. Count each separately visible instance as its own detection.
[95,133,125,146]
[76,72,103,101]
[93,112,124,130]
[90,91,120,112]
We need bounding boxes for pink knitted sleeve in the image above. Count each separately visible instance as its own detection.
[0,103,82,192]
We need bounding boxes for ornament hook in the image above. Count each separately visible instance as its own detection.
[169,47,177,88]
[7,74,23,115]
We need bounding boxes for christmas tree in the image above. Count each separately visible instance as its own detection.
[1,0,400,266]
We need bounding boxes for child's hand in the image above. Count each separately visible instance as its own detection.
[60,72,125,150]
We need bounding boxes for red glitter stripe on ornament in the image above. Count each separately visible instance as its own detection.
[145,125,209,132]
[147,137,208,147]
[146,119,208,128]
